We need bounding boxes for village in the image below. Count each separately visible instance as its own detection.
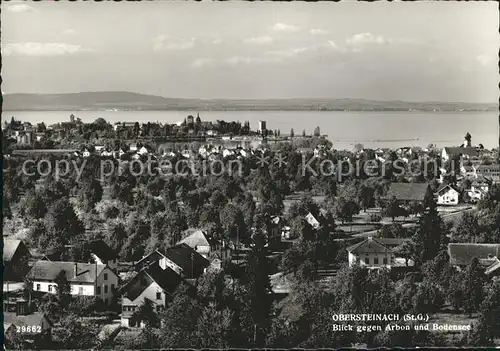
[3,114,500,348]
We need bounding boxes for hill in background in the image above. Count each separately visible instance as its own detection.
[2,91,497,112]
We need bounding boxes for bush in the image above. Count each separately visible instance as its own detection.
[68,296,105,316]
[370,213,382,222]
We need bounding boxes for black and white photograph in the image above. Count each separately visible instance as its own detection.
[1,1,499,349]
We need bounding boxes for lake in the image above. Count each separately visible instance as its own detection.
[6,110,498,150]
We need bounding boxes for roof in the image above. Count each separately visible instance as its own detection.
[178,229,211,248]
[386,183,430,202]
[436,184,460,195]
[3,239,27,262]
[376,238,408,247]
[26,261,108,284]
[475,164,500,171]
[448,244,500,266]
[3,312,52,329]
[346,237,394,254]
[165,244,210,278]
[485,258,500,275]
[443,147,479,158]
[122,264,184,301]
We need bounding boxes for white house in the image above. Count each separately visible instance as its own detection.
[346,237,414,269]
[305,212,321,230]
[198,146,208,158]
[223,148,235,158]
[82,148,91,158]
[435,184,460,206]
[129,143,138,152]
[120,265,184,327]
[138,146,149,156]
[26,261,119,304]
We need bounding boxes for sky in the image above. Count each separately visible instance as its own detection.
[1,1,498,103]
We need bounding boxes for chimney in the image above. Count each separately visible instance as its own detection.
[74,262,78,276]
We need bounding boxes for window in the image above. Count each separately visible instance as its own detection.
[156,292,161,300]
[97,286,101,294]
[104,273,108,281]
[48,285,52,292]
[364,257,370,265]
[374,257,379,265]
[36,284,40,291]
[111,284,115,292]
[104,285,108,294]
[383,258,388,265]
[79,287,84,295]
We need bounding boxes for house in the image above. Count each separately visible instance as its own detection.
[435,184,460,206]
[484,257,500,276]
[474,164,500,183]
[135,244,209,279]
[137,146,150,156]
[223,148,235,158]
[177,229,213,258]
[41,240,119,272]
[448,243,500,271]
[305,212,324,230]
[113,122,136,131]
[26,261,119,303]
[4,299,53,347]
[460,163,476,178]
[101,149,115,157]
[120,264,184,327]
[129,143,138,152]
[441,147,479,163]
[3,239,32,281]
[385,183,433,207]
[346,237,414,269]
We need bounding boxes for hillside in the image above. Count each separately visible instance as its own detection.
[2,92,497,112]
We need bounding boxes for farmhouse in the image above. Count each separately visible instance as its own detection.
[346,237,414,269]
[435,184,460,206]
[26,261,119,304]
[385,183,433,207]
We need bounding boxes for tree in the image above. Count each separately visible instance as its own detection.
[475,279,500,342]
[55,314,99,349]
[383,197,402,222]
[334,195,360,225]
[193,303,233,348]
[43,197,84,252]
[452,212,481,243]
[463,258,484,317]
[133,298,160,328]
[412,201,446,264]
[244,233,273,346]
[54,272,71,310]
[77,178,103,212]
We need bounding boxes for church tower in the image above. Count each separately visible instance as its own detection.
[463,132,472,147]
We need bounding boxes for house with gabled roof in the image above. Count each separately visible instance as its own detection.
[4,299,53,346]
[177,228,214,258]
[26,261,119,304]
[435,184,460,206]
[120,264,185,328]
[346,237,414,269]
[134,244,209,279]
[385,182,433,207]
[3,239,32,281]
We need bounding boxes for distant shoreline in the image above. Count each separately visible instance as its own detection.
[3,108,496,113]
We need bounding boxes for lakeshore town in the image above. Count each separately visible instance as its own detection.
[2,113,500,349]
